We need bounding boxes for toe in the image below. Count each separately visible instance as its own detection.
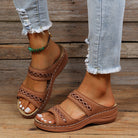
[21,99,26,110]
[19,99,23,109]
[24,107,31,114]
[36,112,55,124]
[22,99,29,111]
[19,100,21,105]
[24,103,36,114]
[19,98,23,104]
[36,114,43,121]
[23,100,29,110]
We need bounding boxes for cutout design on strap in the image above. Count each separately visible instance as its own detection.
[18,87,44,103]
[28,68,52,80]
[70,92,92,111]
[53,106,67,123]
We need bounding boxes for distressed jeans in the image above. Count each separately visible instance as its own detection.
[13,0,126,74]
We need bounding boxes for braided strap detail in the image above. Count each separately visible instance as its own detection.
[18,87,44,103]
[28,68,52,80]
[70,92,92,111]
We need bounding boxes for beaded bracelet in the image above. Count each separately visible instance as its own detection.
[28,32,52,53]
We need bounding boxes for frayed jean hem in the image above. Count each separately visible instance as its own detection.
[86,65,121,74]
[22,22,52,35]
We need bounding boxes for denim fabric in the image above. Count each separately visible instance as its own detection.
[13,0,126,74]
[13,0,52,35]
[85,0,126,74]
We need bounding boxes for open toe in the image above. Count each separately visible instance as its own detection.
[34,90,118,132]
[24,103,36,114]
[36,113,55,124]
[17,45,68,118]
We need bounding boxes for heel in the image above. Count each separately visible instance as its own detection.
[55,49,68,78]
[93,110,118,125]
[94,117,117,125]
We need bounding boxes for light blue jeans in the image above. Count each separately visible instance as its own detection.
[13,0,126,74]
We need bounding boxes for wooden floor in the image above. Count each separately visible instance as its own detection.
[0,84,138,138]
[0,58,138,137]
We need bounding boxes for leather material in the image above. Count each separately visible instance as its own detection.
[48,105,76,125]
[27,46,65,81]
[17,85,45,108]
[34,90,118,131]
[17,45,68,118]
[68,90,114,116]
[28,66,52,81]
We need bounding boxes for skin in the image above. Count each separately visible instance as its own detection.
[19,31,60,113]
[19,31,115,124]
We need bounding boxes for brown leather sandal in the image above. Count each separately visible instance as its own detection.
[17,45,68,119]
[34,90,118,132]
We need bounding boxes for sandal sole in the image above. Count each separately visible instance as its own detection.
[34,105,118,132]
[17,47,68,119]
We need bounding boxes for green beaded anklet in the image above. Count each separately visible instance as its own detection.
[28,32,51,53]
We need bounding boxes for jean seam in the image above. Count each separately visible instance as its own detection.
[34,0,41,28]
[97,0,103,71]
[94,0,102,70]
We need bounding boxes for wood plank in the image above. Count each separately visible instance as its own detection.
[0,22,138,44]
[0,112,138,137]
[0,43,138,59]
[0,84,137,112]
[0,0,138,22]
[0,59,138,88]
[0,84,138,137]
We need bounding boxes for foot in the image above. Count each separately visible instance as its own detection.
[36,72,116,124]
[19,31,61,114]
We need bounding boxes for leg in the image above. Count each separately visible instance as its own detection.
[13,0,62,115]
[35,0,125,127]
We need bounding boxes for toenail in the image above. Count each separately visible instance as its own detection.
[25,107,31,113]
[48,121,52,124]
[22,107,24,110]
[37,114,42,118]
[41,118,44,121]
[44,120,47,123]
[19,101,21,104]
[19,105,22,108]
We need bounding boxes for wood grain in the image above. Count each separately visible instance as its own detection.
[0,22,138,44]
[0,43,138,59]
[0,84,138,137]
[0,113,138,137]
[0,0,138,22]
[0,59,138,87]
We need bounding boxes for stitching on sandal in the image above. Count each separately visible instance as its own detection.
[18,49,66,118]
[36,106,117,128]
[28,68,52,79]
[18,88,44,103]
[53,106,67,123]
[71,93,92,111]
[38,52,66,110]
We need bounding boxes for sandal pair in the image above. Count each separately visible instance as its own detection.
[17,45,68,118]
[34,90,118,132]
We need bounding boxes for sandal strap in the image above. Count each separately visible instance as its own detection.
[28,66,53,81]
[68,90,115,116]
[17,84,45,108]
[28,45,66,81]
[48,105,75,126]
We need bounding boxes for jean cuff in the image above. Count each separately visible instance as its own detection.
[22,22,52,35]
[85,63,121,74]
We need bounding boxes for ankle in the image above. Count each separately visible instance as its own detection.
[28,31,60,69]
[28,30,49,49]
[78,72,115,107]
